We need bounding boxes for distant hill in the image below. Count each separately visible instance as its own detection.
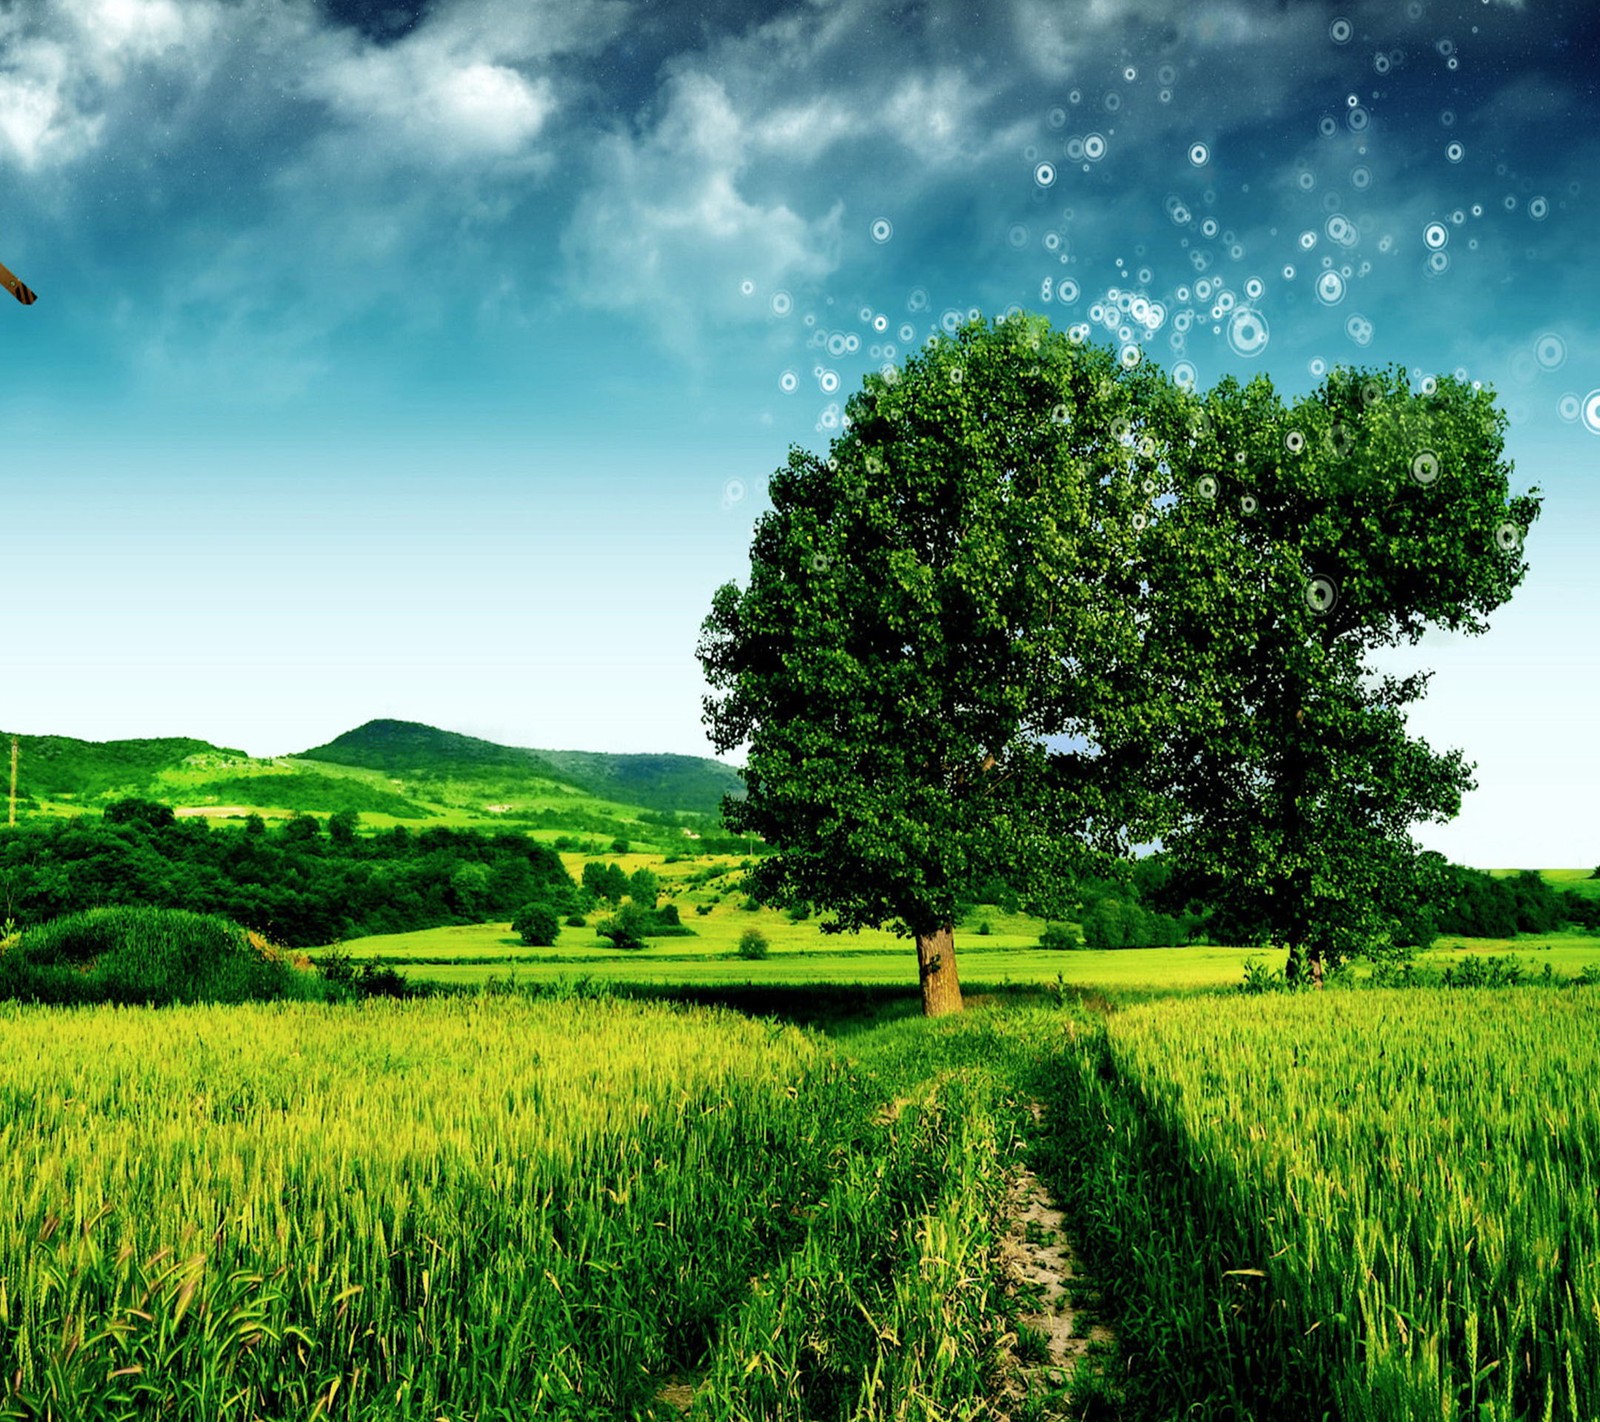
[529,748,745,819]
[298,720,743,817]
[2,733,246,800]
[298,720,569,783]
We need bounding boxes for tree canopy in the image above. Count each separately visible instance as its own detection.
[1130,364,1539,978]
[700,312,1183,1014]
[701,313,1539,1009]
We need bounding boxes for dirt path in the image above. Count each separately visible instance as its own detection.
[1001,1102,1115,1406]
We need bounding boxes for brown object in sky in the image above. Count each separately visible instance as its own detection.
[0,259,37,305]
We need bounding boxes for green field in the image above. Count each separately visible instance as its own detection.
[8,852,1600,1418]
[1048,990,1600,1420]
[337,907,1600,997]
[0,995,1044,1420]
[4,976,1600,1418]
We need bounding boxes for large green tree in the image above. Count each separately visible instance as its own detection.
[1132,365,1539,982]
[698,314,1186,1014]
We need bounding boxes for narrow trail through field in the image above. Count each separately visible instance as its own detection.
[1003,1101,1115,1405]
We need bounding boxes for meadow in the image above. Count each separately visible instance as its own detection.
[6,852,1600,1418]
[1046,990,1600,1420]
[0,995,1046,1420]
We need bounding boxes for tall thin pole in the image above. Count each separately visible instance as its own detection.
[8,736,17,827]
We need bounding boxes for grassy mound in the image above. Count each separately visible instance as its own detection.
[0,906,325,1006]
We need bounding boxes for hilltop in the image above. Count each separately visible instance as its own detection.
[297,720,744,817]
[0,721,745,841]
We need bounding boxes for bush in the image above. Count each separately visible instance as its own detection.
[1039,922,1082,951]
[597,904,650,952]
[740,897,762,912]
[0,907,319,1006]
[564,914,587,928]
[511,901,561,948]
[976,919,992,937]
[694,903,714,916]
[737,928,770,961]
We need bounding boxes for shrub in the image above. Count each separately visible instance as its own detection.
[976,919,992,937]
[564,914,587,928]
[597,904,650,952]
[740,897,762,912]
[1039,922,1082,951]
[737,929,770,961]
[0,907,319,1006]
[694,903,714,916]
[512,902,561,948]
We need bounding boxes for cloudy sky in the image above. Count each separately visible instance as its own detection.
[1,0,1595,865]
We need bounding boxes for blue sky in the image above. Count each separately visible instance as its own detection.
[0,0,1595,866]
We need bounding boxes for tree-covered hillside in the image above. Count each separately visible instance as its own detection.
[298,720,570,783]
[299,719,744,817]
[3,733,245,801]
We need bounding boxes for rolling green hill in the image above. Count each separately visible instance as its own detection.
[0,721,744,845]
[2,733,247,802]
[298,719,744,817]
[298,720,569,784]
[528,748,745,818]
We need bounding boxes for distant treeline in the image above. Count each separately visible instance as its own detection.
[970,853,1600,950]
[0,801,578,947]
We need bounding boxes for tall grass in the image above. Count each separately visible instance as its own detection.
[1041,991,1600,1421]
[0,997,848,1418]
[0,995,1052,1420]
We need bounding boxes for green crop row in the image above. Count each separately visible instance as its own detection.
[0,996,1050,1421]
[1041,991,1600,1421]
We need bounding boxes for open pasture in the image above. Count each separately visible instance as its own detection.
[337,908,1600,997]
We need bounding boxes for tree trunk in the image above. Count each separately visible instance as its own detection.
[1284,943,1326,989]
[916,924,963,1016]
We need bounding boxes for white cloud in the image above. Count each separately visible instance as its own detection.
[305,43,555,164]
[62,0,217,78]
[563,70,844,345]
[0,39,105,169]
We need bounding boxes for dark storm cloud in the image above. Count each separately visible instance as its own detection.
[319,0,435,46]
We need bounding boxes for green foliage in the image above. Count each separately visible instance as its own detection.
[1079,896,1185,950]
[596,903,651,951]
[737,927,770,960]
[281,812,321,842]
[1131,364,1539,972]
[1038,922,1082,951]
[0,907,318,1005]
[511,901,561,948]
[0,814,578,947]
[628,866,660,908]
[327,807,360,845]
[1440,953,1525,987]
[699,314,1167,978]
[564,913,587,928]
[103,798,177,829]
